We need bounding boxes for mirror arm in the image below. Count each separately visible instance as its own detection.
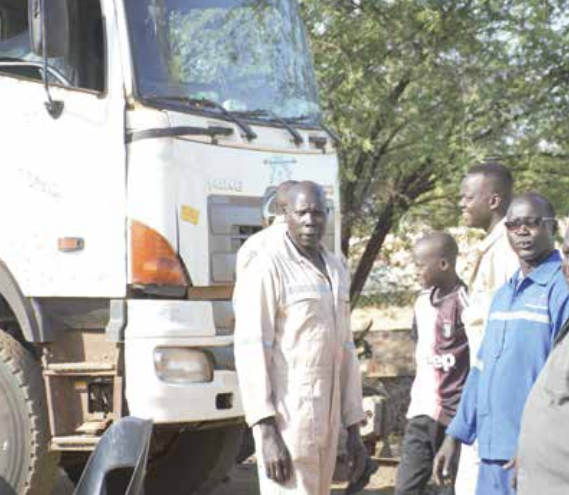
[41,0,64,119]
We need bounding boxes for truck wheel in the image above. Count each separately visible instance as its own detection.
[0,331,59,495]
[146,424,245,495]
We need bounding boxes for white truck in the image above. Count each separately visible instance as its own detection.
[0,0,339,493]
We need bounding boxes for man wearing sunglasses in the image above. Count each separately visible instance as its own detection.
[433,193,569,495]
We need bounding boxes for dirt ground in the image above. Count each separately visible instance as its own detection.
[52,461,397,495]
[209,460,397,495]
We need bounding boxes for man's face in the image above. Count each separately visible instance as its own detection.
[286,188,327,251]
[506,200,556,265]
[459,174,494,230]
[562,228,569,284]
[413,242,442,289]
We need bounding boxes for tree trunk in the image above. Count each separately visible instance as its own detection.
[341,218,353,257]
[349,202,396,306]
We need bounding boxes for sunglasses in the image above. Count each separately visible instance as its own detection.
[504,217,556,231]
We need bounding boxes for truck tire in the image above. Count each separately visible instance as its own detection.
[0,331,59,495]
[146,424,245,495]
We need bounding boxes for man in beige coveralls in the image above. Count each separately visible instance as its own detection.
[234,181,367,495]
[454,163,518,494]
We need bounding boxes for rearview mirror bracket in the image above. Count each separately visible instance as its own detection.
[29,0,68,119]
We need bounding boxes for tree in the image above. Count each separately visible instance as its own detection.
[301,0,569,304]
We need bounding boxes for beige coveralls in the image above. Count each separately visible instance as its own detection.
[456,218,519,495]
[234,233,365,495]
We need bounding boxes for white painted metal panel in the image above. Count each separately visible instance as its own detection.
[0,2,127,297]
[125,300,242,422]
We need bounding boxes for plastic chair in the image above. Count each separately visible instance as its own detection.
[73,416,153,495]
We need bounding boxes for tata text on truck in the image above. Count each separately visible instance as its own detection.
[0,0,340,493]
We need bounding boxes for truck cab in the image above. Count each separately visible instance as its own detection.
[0,0,339,493]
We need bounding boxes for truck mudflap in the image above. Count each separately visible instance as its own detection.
[124,299,243,423]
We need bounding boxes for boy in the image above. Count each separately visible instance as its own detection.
[395,232,469,495]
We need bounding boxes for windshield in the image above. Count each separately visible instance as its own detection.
[125,0,321,124]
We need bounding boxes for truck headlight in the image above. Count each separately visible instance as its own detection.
[153,348,213,384]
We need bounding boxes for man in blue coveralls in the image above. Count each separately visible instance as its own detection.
[432,192,569,495]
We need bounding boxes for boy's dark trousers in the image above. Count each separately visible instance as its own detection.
[395,415,455,495]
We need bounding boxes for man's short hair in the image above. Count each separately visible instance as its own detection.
[417,231,459,265]
[466,162,514,199]
[511,192,556,219]
[287,181,327,206]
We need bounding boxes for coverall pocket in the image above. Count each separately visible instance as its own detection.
[277,386,318,462]
[283,292,320,320]
[281,293,325,351]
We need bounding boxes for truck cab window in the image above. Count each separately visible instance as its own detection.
[0,0,105,93]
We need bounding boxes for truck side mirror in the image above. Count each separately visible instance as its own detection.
[28,0,70,58]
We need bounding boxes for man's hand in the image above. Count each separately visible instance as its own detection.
[256,418,292,484]
[432,436,460,486]
[503,456,518,491]
[346,424,368,484]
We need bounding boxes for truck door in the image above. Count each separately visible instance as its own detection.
[0,0,126,298]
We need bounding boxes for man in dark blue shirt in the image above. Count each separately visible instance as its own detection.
[432,193,569,495]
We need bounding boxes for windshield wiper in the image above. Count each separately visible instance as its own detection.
[288,116,340,147]
[236,109,303,146]
[145,96,257,141]
[282,114,340,148]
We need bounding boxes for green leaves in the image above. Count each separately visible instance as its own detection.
[302,0,569,301]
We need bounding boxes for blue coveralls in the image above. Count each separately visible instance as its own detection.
[446,251,569,495]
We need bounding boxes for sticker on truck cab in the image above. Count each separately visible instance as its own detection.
[180,205,200,225]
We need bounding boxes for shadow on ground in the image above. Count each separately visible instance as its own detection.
[54,461,397,495]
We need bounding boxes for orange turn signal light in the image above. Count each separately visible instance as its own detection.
[131,221,189,287]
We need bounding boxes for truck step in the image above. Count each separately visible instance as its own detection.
[44,362,116,376]
[51,435,100,451]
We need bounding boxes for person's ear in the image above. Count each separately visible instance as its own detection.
[440,258,449,271]
[488,193,501,212]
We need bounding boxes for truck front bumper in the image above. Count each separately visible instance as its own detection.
[124,300,243,424]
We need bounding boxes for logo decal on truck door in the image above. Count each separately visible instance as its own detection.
[264,156,296,185]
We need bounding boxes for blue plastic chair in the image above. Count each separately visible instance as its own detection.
[73,417,153,495]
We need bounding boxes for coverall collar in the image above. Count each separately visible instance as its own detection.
[284,231,331,271]
[510,250,562,288]
[283,232,342,306]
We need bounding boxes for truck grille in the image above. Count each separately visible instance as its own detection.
[208,195,263,283]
